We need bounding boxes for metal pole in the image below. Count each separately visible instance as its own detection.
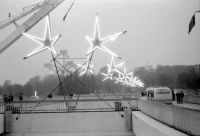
[51,52,68,108]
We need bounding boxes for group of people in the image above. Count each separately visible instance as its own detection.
[4,94,14,103]
[172,90,184,104]
[176,91,184,104]
[3,93,23,103]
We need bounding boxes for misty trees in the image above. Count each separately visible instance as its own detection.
[1,64,199,97]
[133,65,196,90]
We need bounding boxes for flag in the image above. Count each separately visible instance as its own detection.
[63,0,76,21]
[188,14,195,34]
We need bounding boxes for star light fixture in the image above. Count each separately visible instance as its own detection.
[107,55,126,73]
[23,16,61,59]
[114,72,124,83]
[85,14,127,58]
[122,67,130,85]
[102,71,113,81]
[77,57,94,76]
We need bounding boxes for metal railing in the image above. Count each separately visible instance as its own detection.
[2,98,138,114]
[0,1,45,30]
[173,106,200,136]
[138,100,200,136]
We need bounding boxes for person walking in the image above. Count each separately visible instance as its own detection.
[172,90,175,101]
[176,91,180,104]
[180,91,184,104]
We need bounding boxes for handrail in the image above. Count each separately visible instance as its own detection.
[2,98,137,103]
[1,98,138,114]
[138,99,200,136]
[0,1,45,30]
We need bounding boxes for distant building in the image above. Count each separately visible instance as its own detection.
[195,64,200,74]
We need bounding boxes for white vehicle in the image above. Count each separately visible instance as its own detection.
[144,87,172,104]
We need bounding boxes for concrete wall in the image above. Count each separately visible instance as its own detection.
[138,100,173,126]
[6,112,128,133]
[132,111,188,136]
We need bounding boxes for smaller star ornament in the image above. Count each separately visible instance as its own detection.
[23,16,61,59]
[102,71,113,81]
[77,57,94,76]
[122,67,130,85]
[107,55,126,73]
[85,14,127,58]
[114,72,124,83]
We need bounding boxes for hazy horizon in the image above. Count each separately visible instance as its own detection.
[0,0,200,85]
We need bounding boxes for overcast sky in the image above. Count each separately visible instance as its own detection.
[0,0,199,85]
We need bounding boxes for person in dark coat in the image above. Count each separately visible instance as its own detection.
[8,94,12,103]
[172,90,175,101]
[19,93,23,101]
[176,91,180,104]
[4,95,8,103]
[180,91,184,104]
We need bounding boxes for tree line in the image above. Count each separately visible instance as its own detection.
[0,65,199,97]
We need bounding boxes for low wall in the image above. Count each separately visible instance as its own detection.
[138,100,173,126]
[132,111,188,136]
[0,114,4,134]
[6,112,128,133]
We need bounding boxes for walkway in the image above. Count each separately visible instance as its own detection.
[172,101,200,111]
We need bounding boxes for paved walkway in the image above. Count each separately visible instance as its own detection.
[172,101,200,111]
[132,111,188,136]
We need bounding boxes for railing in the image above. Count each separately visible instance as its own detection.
[0,1,45,30]
[2,98,138,114]
[138,100,200,136]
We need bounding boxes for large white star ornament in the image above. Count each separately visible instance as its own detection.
[77,57,94,76]
[85,14,127,58]
[23,16,61,59]
[107,55,126,73]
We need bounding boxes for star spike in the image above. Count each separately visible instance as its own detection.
[107,55,126,73]
[23,16,61,59]
[85,14,126,57]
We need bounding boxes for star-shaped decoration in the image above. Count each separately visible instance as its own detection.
[107,55,126,73]
[85,14,127,58]
[114,72,124,83]
[101,72,113,81]
[23,16,61,59]
[77,57,94,76]
[122,67,130,85]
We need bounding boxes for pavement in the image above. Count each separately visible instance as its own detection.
[172,101,200,111]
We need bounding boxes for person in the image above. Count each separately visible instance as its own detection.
[141,92,144,97]
[151,92,154,101]
[176,91,180,104]
[172,90,175,101]
[19,93,23,101]
[4,95,8,103]
[11,95,14,101]
[8,94,12,103]
[69,93,74,99]
[180,91,184,104]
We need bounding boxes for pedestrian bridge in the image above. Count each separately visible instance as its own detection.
[0,96,199,136]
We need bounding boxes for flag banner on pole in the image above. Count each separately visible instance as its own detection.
[63,0,76,21]
[188,14,195,34]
